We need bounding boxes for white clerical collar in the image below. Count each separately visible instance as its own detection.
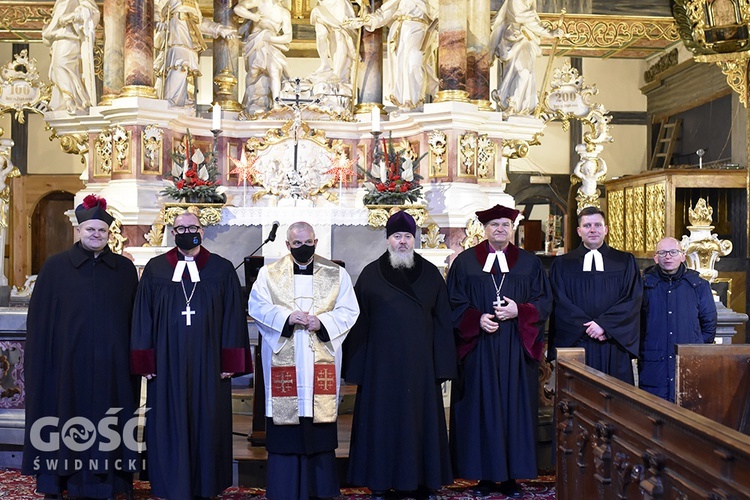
[293,257,314,270]
[583,248,604,272]
[482,248,509,273]
[172,255,201,282]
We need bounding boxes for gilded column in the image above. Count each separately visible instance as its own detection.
[467,0,491,109]
[435,0,469,103]
[121,0,157,98]
[213,0,242,111]
[354,0,383,115]
[101,0,126,105]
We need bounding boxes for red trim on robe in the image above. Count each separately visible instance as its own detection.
[164,246,211,270]
[517,302,543,361]
[456,307,482,362]
[131,349,155,375]
[221,347,253,373]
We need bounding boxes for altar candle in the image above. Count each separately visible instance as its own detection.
[371,106,381,133]
[212,103,222,131]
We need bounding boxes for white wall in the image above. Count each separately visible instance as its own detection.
[508,56,650,177]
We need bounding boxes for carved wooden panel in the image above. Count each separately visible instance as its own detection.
[607,188,625,250]
[645,181,665,252]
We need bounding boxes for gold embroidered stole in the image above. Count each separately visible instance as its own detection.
[266,255,341,425]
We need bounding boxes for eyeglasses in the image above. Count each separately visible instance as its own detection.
[174,225,201,234]
[655,249,682,257]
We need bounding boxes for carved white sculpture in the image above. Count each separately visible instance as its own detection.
[155,0,236,107]
[572,143,607,210]
[489,0,561,115]
[43,0,99,113]
[235,0,292,113]
[310,0,357,85]
[351,0,438,111]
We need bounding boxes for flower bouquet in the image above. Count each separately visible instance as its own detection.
[361,135,425,205]
[162,130,227,203]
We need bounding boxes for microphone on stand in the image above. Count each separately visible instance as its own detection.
[236,221,281,270]
[267,221,279,242]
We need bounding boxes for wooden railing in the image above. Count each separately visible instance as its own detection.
[556,347,750,499]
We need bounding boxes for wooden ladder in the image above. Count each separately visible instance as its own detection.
[649,118,682,169]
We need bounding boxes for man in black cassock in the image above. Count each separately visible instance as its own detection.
[22,195,140,500]
[344,212,456,500]
[131,212,252,500]
[548,206,642,384]
[248,221,359,500]
[447,204,551,498]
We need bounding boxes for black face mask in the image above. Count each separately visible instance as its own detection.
[175,232,202,251]
[290,244,315,264]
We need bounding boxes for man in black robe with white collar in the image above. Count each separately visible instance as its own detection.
[23,195,139,499]
[344,211,456,500]
[447,204,552,498]
[131,212,252,499]
[548,206,643,384]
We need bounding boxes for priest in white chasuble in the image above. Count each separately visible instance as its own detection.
[130,212,252,500]
[248,221,359,500]
[548,206,643,384]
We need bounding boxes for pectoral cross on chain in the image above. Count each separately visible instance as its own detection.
[182,304,195,326]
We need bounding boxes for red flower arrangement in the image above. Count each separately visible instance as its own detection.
[361,135,425,205]
[162,130,226,203]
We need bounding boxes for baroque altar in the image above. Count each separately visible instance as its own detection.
[43,95,545,283]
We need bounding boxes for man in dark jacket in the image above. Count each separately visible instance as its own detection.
[640,236,717,402]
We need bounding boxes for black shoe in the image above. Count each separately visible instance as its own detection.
[470,480,495,497]
[414,486,438,500]
[370,490,388,500]
[499,479,523,498]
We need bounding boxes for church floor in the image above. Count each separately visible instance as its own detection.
[0,467,556,499]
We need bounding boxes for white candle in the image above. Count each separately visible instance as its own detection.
[371,106,381,133]
[212,103,221,131]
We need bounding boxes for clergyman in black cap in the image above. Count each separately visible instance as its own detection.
[447,204,552,498]
[344,210,457,499]
[22,194,141,499]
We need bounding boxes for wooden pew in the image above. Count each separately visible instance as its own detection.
[555,348,750,499]
[676,344,750,434]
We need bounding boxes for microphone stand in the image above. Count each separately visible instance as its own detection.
[234,230,276,270]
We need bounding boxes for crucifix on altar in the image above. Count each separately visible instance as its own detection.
[275,78,322,198]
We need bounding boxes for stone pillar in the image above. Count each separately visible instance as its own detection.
[213,0,242,111]
[101,0,127,104]
[354,0,383,115]
[435,0,469,103]
[121,0,157,98]
[467,0,491,110]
